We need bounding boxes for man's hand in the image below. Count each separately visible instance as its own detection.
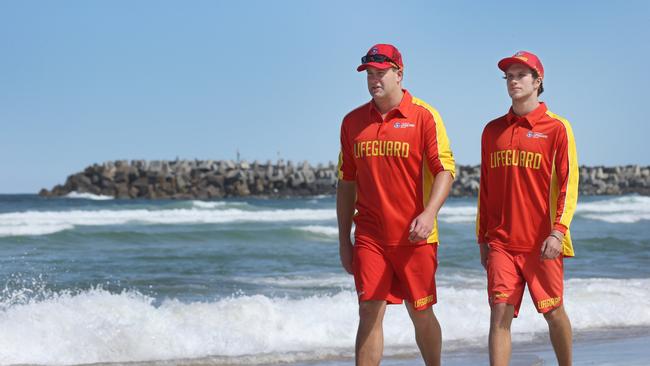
[409,210,436,243]
[339,237,354,274]
[409,170,452,243]
[337,180,356,275]
[479,243,489,270]
[540,231,564,259]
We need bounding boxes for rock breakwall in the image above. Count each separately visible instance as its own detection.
[38,160,650,199]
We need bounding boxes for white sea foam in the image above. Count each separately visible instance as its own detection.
[0,208,336,237]
[1,277,649,365]
[191,200,228,209]
[438,196,650,224]
[65,192,114,200]
[310,195,333,200]
[190,200,250,209]
[575,195,650,223]
[0,224,75,237]
[2,195,647,238]
[233,273,354,289]
[294,225,339,237]
[438,205,477,223]
[433,196,650,224]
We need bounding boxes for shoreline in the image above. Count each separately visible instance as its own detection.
[72,326,650,366]
[289,326,650,366]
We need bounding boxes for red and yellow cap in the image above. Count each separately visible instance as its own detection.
[357,44,404,72]
[498,51,544,78]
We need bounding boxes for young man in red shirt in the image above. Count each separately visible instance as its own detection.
[477,51,579,366]
[337,43,455,366]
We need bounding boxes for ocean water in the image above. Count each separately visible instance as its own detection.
[0,194,649,365]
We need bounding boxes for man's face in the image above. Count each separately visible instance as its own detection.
[366,66,402,99]
[504,63,541,101]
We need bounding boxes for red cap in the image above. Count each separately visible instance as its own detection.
[357,44,404,72]
[498,51,544,78]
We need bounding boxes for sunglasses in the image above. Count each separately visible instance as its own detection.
[361,54,396,65]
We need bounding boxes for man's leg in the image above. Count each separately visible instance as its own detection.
[489,302,515,366]
[543,305,572,366]
[486,247,525,366]
[356,300,387,366]
[523,248,571,366]
[405,303,441,366]
[388,244,440,365]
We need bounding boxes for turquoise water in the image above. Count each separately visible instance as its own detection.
[0,194,649,364]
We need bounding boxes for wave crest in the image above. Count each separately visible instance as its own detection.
[65,192,114,200]
[0,208,336,237]
[1,277,649,364]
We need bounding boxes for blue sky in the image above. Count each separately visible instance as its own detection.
[1,1,648,193]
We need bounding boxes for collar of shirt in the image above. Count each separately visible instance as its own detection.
[368,89,412,122]
[506,102,548,128]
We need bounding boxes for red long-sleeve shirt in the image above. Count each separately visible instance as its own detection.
[476,102,578,256]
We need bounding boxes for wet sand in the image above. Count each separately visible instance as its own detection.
[288,327,650,366]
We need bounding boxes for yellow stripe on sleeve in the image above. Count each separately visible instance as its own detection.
[546,111,579,257]
[412,98,456,178]
[548,157,574,256]
[422,161,439,244]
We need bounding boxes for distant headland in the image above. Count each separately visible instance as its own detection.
[38,160,650,199]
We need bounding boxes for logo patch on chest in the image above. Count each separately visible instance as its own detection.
[393,121,415,129]
[526,131,548,139]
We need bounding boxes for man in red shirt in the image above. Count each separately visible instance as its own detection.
[477,51,578,366]
[337,43,455,366]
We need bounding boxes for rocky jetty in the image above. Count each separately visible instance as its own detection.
[577,165,650,195]
[39,160,650,199]
[39,159,338,199]
[452,165,650,196]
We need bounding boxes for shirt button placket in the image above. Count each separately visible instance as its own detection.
[511,123,520,149]
[377,114,388,139]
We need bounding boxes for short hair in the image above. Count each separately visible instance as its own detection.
[532,69,544,96]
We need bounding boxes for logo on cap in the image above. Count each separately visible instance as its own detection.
[371,47,379,54]
[514,51,529,62]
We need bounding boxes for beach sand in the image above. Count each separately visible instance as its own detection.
[286,327,650,366]
[74,327,650,366]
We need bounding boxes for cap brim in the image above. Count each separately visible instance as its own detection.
[498,57,533,73]
[357,62,394,72]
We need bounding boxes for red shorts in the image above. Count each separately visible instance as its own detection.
[487,245,564,317]
[353,237,438,310]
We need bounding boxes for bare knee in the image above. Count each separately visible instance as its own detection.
[411,308,433,320]
[407,305,435,325]
[543,305,568,325]
[358,301,386,323]
[490,303,515,331]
